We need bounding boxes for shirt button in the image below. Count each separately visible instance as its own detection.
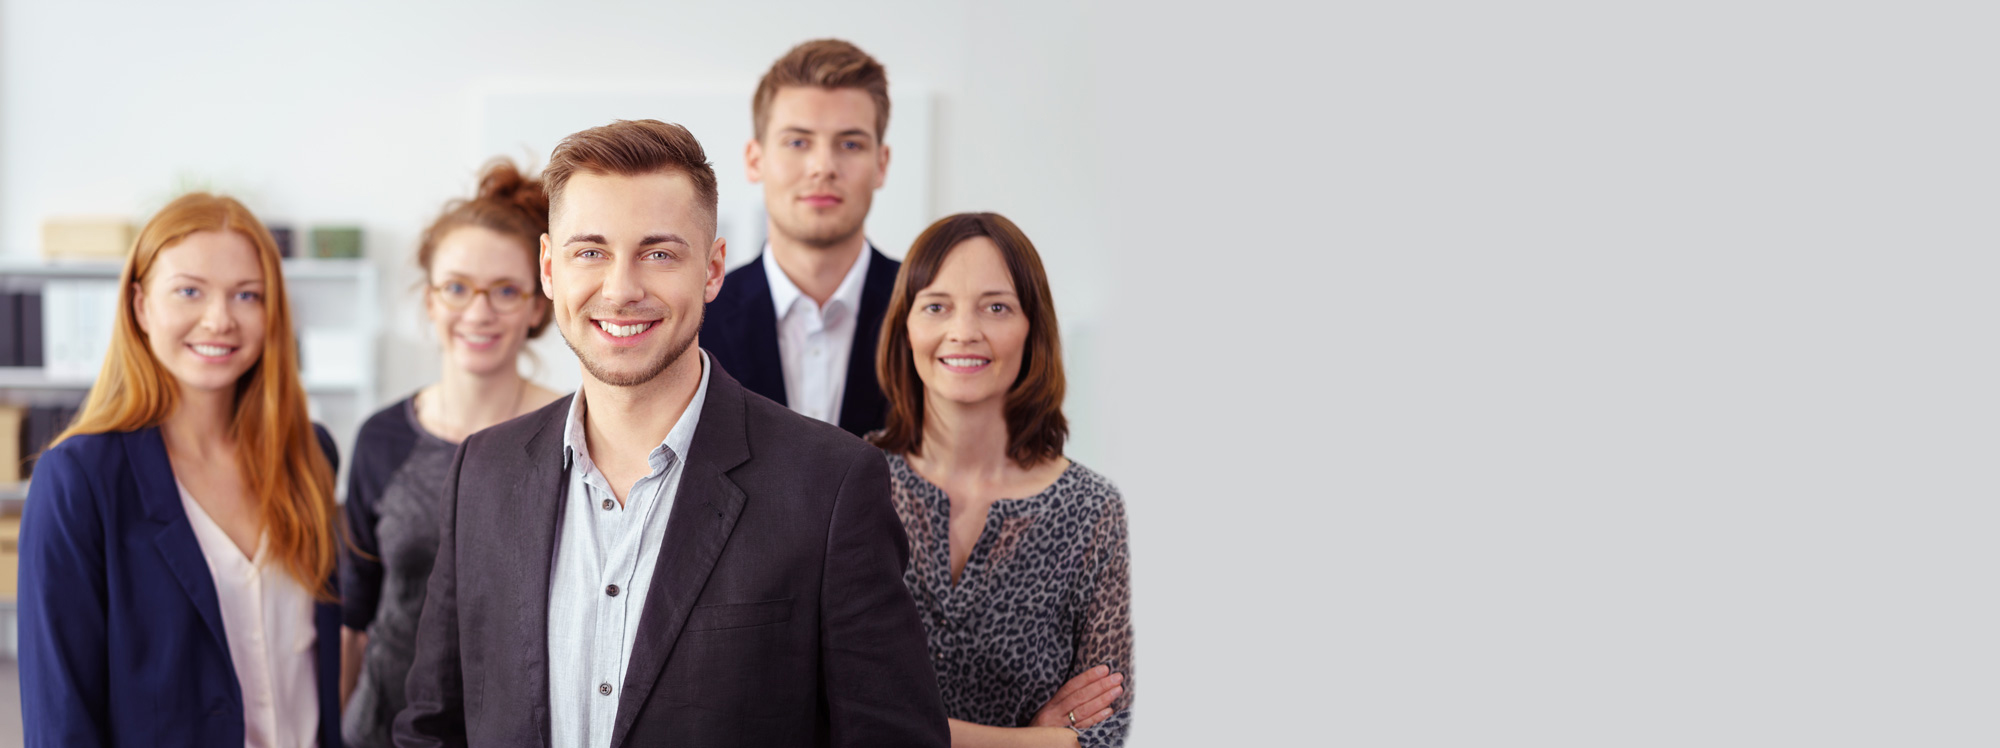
[602,499,613,510]
[599,682,612,696]
[606,584,620,597]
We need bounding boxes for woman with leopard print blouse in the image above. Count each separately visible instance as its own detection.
[870,213,1134,748]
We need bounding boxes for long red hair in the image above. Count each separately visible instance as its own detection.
[49,193,338,599]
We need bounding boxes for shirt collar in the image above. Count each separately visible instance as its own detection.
[763,240,874,321]
[562,349,713,472]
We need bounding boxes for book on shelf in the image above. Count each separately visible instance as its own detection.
[4,403,78,482]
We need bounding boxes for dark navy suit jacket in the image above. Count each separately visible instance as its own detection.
[18,425,343,748]
[704,244,902,437]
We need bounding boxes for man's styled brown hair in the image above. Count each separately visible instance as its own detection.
[543,119,720,235]
[752,39,891,142]
[870,213,1067,466]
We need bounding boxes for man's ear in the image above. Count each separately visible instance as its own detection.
[539,233,555,299]
[876,141,892,188]
[705,237,728,304]
[744,137,764,183]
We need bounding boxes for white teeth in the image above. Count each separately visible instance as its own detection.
[597,320,653,338]
[191,344,233,357]
[942,357,989,367]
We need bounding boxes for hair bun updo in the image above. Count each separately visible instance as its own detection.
[417,157,555,337]
[472,160,550,228]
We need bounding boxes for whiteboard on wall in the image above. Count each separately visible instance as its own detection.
[476,89,932,394]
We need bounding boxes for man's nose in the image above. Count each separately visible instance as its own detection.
[601,260,645,304]
[806,143,834,179]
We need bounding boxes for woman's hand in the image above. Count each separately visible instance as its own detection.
[1031,664,1125,731]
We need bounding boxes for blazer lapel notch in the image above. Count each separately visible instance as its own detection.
[125,429,237,702]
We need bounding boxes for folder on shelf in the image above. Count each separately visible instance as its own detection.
[42,280,119,381]
[0,293,19,368]
[21,291,44,368]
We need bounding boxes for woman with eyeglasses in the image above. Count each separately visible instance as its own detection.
[337,159,564,748]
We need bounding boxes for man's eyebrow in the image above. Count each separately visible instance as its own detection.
[639,234,689,247]
[564,233,607,245]
[779,126,876,141]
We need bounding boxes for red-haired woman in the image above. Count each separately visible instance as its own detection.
[871,213,1134,748]
[19,193,343,746]
[336,159,562,748]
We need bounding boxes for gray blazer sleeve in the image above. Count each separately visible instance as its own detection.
[391,440,470,748]
[819,446,951,747]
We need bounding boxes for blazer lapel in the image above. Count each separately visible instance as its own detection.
[728,255,788,406]
[125,428,237,705]
[608,369,754,748]
[506,397,572,745]
[838,245,900,436]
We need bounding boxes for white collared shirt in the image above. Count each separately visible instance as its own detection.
[763,242,872,426]
[177,482,319,748]
[547,351,711,748]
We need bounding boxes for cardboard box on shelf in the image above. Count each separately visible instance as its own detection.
[42,218,135,259]
[0,514,20,600]
[0,404,25,485]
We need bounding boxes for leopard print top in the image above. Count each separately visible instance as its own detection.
[885,452,1134,747]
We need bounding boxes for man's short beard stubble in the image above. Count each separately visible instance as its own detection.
[562,303,703,388]
[771,194,870,249]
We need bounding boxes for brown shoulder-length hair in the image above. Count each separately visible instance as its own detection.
[871,212,1067,465]
[49,193,339,600]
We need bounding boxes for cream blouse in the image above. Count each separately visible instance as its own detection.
[178,482,320,748]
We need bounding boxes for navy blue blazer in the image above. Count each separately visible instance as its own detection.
[18,425,342,748]
[703,244,902,437]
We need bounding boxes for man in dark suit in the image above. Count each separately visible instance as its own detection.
[707,39,902,438]
[394,119,947,747]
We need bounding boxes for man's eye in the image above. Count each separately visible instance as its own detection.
[842,141,863,150]
[647,250,670,260]
[787,138,807,148]
[495,285,523,299]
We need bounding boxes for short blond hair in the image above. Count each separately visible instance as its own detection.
[752,39,890,142]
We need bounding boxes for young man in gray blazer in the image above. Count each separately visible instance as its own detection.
[394,119,948,748]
